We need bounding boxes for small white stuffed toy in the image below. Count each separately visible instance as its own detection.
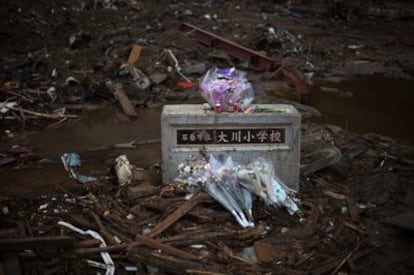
[114,155,133,185]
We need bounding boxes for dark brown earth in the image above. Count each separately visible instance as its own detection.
[1,1,414,274]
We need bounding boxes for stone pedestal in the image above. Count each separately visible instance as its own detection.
[161,104,301,190]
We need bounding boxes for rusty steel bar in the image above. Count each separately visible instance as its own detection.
[179,22,308,102]
[280,67,309,103]
[180,22,279,71]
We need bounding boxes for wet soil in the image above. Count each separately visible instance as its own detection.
[1,0,414,274]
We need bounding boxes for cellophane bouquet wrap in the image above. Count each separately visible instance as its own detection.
[199,67,255,111]
[173,154,302,228]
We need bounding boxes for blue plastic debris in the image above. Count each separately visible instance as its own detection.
[61,153,98,183]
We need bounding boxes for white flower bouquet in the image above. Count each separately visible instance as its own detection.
[173,154,302,228]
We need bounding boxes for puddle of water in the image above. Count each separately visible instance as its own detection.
[309,76,414,143]
[20,107,162,159]
[1,107,163,198]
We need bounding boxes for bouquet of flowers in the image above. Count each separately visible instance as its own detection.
[173,154,302,228]
[175,155,253,228]
[235,158,303,217]
[199,67,254,112]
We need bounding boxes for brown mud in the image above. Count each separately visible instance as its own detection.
[1,1,414,274]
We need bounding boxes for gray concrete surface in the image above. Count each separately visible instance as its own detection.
[161,104,301,190]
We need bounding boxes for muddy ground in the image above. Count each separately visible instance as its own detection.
[1,0,414,274]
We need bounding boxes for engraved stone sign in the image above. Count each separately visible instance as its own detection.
[161,104,301,190]
[176,127,286,145]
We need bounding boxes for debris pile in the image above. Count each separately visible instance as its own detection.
[174,154,302,228]
[1,123,414,274]
[1,0,414,274]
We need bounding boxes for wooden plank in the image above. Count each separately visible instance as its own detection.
[76,243,130,256]
[0,236,74,252]
[112,83,138,117]
[148,194,207,238]
[134,234,200,260]
[127,249,217,274]
[74,239,102,248]
[127,44,142,65]
[106,81,138,117]
[161,231,234,246]
[8,106,78,120]
[91,211,120,245]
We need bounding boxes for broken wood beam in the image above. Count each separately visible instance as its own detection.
[127,43,142,66]
[74,238,102,248]
[75,243,130,256]
[106,81,138,117]
[86,138,161,152]
[132,234,200,260]
[7,106,78,120]
[148,194,208,238]
[0,236,74,252]
[91,211,120,246]
[185,270,227,275]
[160,231,236,247]
[127,249,215,275]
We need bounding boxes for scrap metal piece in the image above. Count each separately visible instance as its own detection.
[128,66,151,90]
[180,23,278,71]
[161,48,192,83]
[180,22,308,102]
[280,66,309,102]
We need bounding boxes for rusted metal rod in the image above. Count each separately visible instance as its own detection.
[180,22,279,71]
[180,22,309,102]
